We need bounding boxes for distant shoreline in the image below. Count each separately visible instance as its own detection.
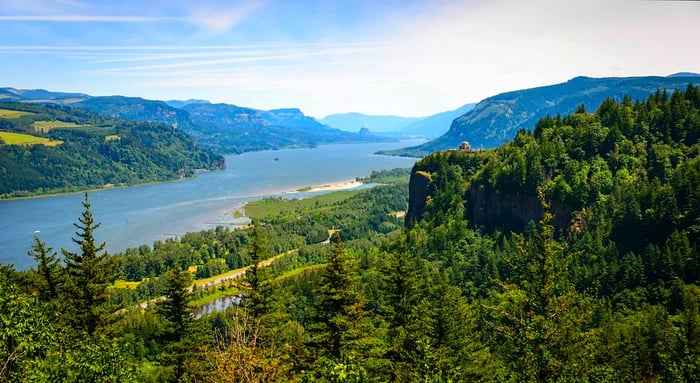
[0,177,190,202]
[290,180,364,194]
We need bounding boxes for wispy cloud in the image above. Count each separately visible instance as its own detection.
[0,1,263,33]
[188,1,263,33]
[0,41,388,65]
[0,15,182,22]
[2,0,698,117]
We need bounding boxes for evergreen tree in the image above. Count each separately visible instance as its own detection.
[27,236,62,302]
[488,190,595,382]
[304,232,384,381]
[157,267,211,382]
[308,232,356,359]
[158,268,193,343]
[244,221,270,326]
[61,193,116,334]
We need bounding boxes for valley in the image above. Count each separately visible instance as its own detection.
[2,78,699,383]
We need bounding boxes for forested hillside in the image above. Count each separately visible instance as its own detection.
[403,84,700,380]
[75,96,200,131]
[0,102,224,197]
[1,86,699,382]
[390,75,699,156]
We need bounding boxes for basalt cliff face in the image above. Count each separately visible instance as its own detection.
[405,169,433,227]
[466,184,571,232]
[406,152,571,233]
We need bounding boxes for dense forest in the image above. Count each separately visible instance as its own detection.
[386,75,698,157]
[0,102,224,197]
[1,86,699,382]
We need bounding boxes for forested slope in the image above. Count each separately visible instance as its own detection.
[0,102,224,197]
[403,84,700,381]
[2,86,700,382]
[391,75,699,156]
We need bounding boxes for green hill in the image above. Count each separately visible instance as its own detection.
[0,102,224,197]
[391,75,699,156]
[408,83,700,287]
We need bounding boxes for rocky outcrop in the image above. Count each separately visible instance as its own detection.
[406,161,572,232]
[468,184,570,232]
[405,169,433,227]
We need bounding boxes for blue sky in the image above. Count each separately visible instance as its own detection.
[1,0,699,118]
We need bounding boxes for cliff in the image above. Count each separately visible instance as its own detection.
[406,150,572,232]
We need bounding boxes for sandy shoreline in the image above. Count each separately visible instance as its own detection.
[288,180,364,194]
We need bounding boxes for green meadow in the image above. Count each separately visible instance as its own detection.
[0,108,33,118]
[244,189,362,219]
[32,120,87,132]
[0,131,63,146]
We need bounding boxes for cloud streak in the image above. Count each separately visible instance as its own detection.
[0,15,182,22]
[1,0,698,117]
[187,1,262,33]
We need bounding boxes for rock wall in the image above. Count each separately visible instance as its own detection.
[406,166,572,232]
[405,169,433,227]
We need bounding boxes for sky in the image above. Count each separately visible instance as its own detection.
[1,0,699,118]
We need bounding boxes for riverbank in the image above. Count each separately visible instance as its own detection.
[1,141,419,270]
[292,180,364,193]
[0,176,195,201]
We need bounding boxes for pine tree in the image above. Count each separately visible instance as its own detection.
[309,232,356,358]
[304,232,383,381]
[488,190,595,382]
[61,193,116,334]
[244,221,269,326]
[27,236,62,302]
[157,267,198,383]
[158,268,193,343]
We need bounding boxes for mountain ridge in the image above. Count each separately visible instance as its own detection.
[0,87,390,154]
[388,75,700,156]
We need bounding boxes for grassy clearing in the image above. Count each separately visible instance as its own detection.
[32,120,86,132]
[245,189,362,219]
[112,280,142,289]
[191,251,291,287]
[271,264,326,283]
[0,131,63,146]
[0,108,33,118]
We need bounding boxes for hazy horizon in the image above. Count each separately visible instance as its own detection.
[1,0,699,118]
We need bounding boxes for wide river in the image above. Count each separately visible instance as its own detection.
[0,140,421,270]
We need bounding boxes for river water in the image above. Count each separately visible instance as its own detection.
[0,140,421,270]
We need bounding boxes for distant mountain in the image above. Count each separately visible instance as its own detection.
[667,72,700,78]
[320,103,476,139]
[0,87,89,103]
[319,113,421,134]
[2,87,389,155]
[402,103,476,138]
[165,99,210,109]
[76,96,199,130]
[389,75,700,157]
[183,103,388,154]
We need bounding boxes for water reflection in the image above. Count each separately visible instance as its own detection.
[195,295,241,318]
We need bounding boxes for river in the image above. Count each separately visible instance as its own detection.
[0,140,421,270]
